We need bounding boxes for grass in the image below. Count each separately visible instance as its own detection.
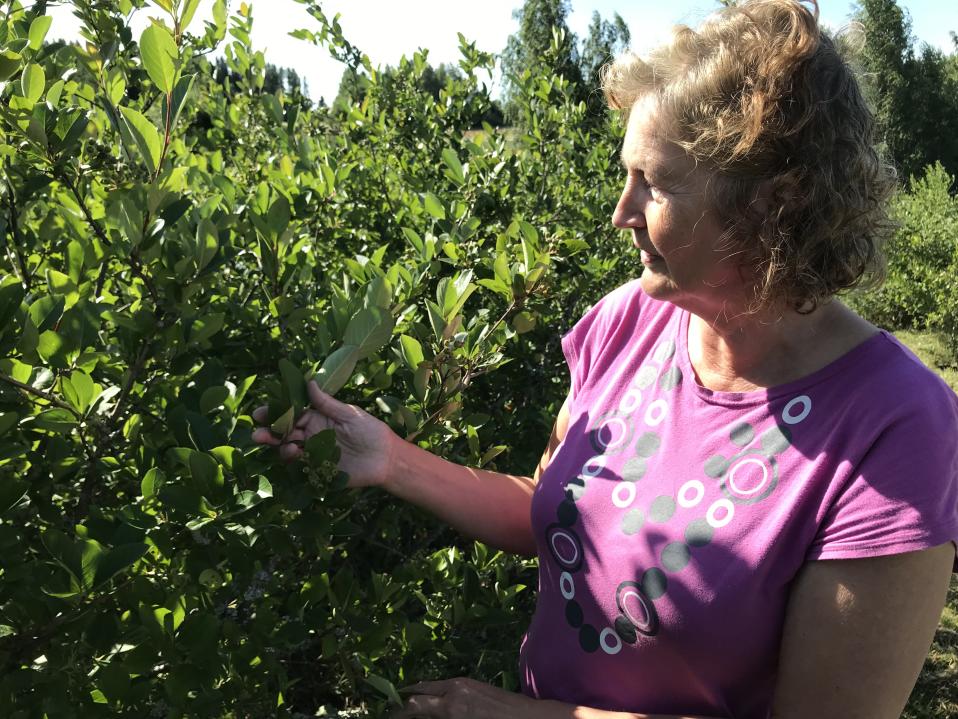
[896,330,958,719]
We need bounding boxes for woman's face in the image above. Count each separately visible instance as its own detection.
[612,96,749,316]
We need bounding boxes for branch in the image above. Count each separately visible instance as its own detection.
[0,372,81,417]
[2,164,32,290]
[59,170,161,306]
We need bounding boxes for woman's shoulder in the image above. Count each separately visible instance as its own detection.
[577,278,674,331]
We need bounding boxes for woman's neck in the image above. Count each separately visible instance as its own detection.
[685,301,878,393]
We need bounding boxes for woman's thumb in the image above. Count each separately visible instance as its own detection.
[307,380,350,420]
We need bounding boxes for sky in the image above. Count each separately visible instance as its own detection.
[37,0,958,104]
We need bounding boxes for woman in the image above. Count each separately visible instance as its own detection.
[253,1,958,716]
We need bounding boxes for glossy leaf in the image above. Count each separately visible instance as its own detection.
[140,23,178,93]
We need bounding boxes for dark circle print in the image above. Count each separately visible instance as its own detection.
[545,523,583,572]
[565,599,584,628]
[614,614,638,644]
[658,365,683,392]
[685,518,714,547]
[760,424,792,456]
[729,422,755,447]
[661,542,691,572]
[720,451,779,505]
[634,431,662,458]
[704,454,730,479]
[557,499,579,527]
[564,475,587,502]
[579,623,600,652]
[615,580,660,636]
[622,456,647,482]
[641,567,668,599]
[589,411,635,455]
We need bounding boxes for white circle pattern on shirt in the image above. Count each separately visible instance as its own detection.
[548,336,813,653]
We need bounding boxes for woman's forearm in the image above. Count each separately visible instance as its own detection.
[383,436,538,556]
[540,698,725,719]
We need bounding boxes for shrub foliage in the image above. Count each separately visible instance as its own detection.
[0,1,626,716]
[0,1,954,718]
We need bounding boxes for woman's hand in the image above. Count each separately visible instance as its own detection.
[393,678,561,719]
[251,380,398,489]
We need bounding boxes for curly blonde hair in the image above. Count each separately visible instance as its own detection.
[600,0,896,313]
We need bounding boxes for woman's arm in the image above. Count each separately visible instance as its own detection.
[254,382,574,557]
[384,395,571,557]
[769,542,955,719]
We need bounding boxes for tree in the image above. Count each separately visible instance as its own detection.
[855,0,958,183]
[500,0,584,122]
[579,10,631,117]
[580,10,630,86]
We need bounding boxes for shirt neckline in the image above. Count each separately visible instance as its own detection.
[675,306,891,407]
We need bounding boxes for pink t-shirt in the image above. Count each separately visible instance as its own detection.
[518,280,958,718]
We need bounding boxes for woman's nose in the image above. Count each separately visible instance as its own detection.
[612,182,647,230]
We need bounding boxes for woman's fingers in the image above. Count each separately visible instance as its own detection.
[391,694,443,718]
[252,405,269,424]
[251,428,281,446]
[279,442,303,462]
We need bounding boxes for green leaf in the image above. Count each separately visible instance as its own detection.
[62,370,96,414]
[0,412,17,437]
[425,300,446,341]
[42,528,82,583]
[33,408,77,433]
[0,280,24,328]
[270,406,295,437]
[119,106,162,174]
[399,335,424,370]
[58,113,90,154]
[189,313,225,344]
[266,195,291,237]
[199,386,229,414]
[422,192,446,220]
[401,227,424,253]
[314,345,361,395]
[107,71,126,105]
[28,16,53,50]
[37,330,68,368]
[279,358,308,413]
[141,467,165,500]
[0,476,28,514]
[20,63,45,103]
[343,307,394,359]
[193,218,219,272]
[162,73,195,132]
[93,543,148,588]
[45,79,64,105]
[441,147,465,184]
[180,0,201,29]
[189,451,225,500]
[304,429,338,467]
[0,51,22,83]
[140,23,178,93]
[512,311,536,334]
[365,674,403,707]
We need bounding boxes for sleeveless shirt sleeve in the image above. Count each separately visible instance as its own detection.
[805,374,958,572]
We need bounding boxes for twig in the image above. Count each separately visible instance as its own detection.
[0,372,81,417]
